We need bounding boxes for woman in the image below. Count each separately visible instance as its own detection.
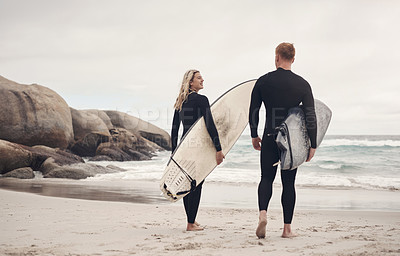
[171,69,225,231]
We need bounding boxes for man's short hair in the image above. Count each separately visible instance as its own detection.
[275,43,295,60]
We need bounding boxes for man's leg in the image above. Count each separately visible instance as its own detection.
[280,168,297,238]
[256,136,279,238]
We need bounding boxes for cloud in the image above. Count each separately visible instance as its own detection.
[1,0,399,134]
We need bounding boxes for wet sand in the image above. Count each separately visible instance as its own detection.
[0,177,399,211]
[1,188,399,256]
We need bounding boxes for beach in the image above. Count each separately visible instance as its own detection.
[1,179,399,256]
[1,133,399,256]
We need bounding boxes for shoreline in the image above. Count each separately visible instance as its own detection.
[1,177,399,212]
[1,189,399,256]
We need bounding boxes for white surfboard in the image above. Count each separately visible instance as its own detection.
[275,99,332,170]
[160,80,257,202]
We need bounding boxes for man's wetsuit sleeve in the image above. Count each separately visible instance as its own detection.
[199,96,222,152]
[171,109,180,152]
[249,80,262,138]
[302,84,317,148]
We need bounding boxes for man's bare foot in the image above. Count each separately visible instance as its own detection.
[186,223,204,231]
[281,232,297,238]
[256,217,267,238]
[281,224,297,238]
[256,210,267,238]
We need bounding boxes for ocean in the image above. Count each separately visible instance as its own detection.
[88,135,400,191]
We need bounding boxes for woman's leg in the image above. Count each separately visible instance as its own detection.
[183,181,204,231]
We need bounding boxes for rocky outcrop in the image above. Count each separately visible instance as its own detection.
[0,75,74,149]
[26,145,84,171]
[2,167,35,179]
[84,109,114,130]
[0,75,171,179]
[0,140,33,174]
[0,139,125,179]
[68,109,162,160]
[93,128,156,161]
[69,108,111,157]
[43,163,121,179]
[105,111,171,150]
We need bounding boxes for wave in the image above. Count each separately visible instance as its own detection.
[297,174,400,191]
[320,139,400,147]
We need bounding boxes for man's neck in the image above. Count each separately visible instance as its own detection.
[277,63,292,70]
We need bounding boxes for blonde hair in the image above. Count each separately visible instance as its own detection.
[275,42,295,60]
[174,69,199,111]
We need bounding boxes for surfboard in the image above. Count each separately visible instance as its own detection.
[275,99,332,170]
[160,80,257,202]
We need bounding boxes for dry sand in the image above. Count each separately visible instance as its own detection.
[1,189,399,256]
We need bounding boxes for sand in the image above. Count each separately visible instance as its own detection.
[1,188,399,256]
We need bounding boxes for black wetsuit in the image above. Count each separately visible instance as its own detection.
[249,68,317,224]
[171,91,221,224]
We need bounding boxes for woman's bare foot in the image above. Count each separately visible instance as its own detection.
[281,223,297,238]
[256,210,267,238]
[186,223,204,231]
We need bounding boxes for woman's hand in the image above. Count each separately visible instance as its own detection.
[216,151,225,165]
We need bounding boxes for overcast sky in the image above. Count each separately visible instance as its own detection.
[1,0,399,135]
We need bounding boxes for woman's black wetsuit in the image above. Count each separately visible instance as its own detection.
[249,68,317,224]
[171,91,222,224]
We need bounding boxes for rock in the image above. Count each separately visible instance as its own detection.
[0,139,84,176]
[39,157,64,176]
[26,145,84,173]
[84,109,114,130]
[69,108,111,157]
[2,167,35,179]
[0,76,74,149]
[0,139,32,174]
[105,110,171,150]
[43,163,123,179]
[89,155,113,161]
[105,165,127,172]
[126,149,151,161]
[70,108,110,141]
[95,143,132,161]
[109,128,138,149]
[94,128,154,161]
[70,133,110,157]
[136,136,162,156]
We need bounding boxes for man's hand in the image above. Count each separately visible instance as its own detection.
[252,137,262,151]
[306,147,316,162]
[216,151,225,165]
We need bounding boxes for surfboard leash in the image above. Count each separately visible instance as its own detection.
[275,123,294,170]
[170,157,197,195]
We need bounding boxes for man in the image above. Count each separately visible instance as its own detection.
[249,42,317,238]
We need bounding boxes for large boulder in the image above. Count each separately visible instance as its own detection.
[69,108,111,157]
[93,128,152,161]
[70,108,110,141]
[2,167,35,179]
[43,163,122,179]
[105,110,171,150]
[84,109,114,130]
[0,140,32,174]
[26,145,84,171]
[0,140,86,178]
[0,76,74,149]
